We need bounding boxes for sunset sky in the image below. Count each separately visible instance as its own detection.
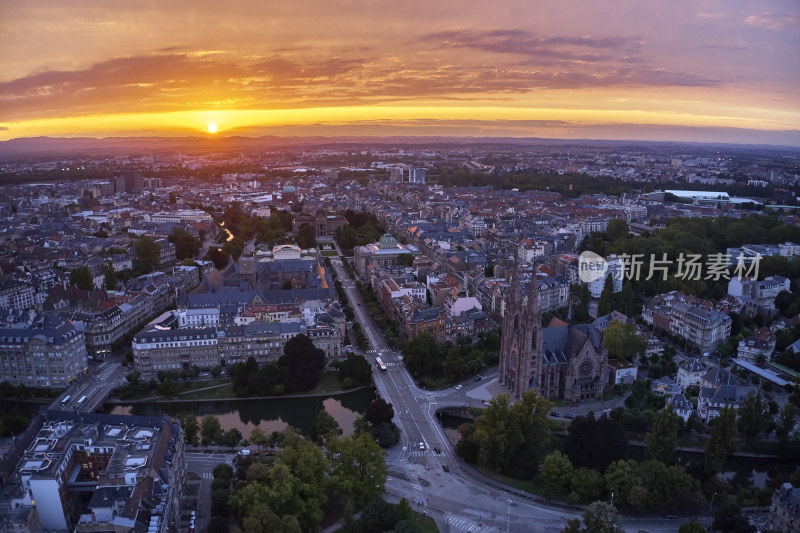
[1,1,799,145]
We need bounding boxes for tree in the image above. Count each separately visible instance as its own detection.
[309,409,342,446]
[597,275,614,317]
[645,407,680,464]
[606,219,630,242]
[705,406,737,473]
[125,370,141,385]
[581,501,624,533]
[201,414,223,445]
[168,227,201,260]
[364,398,395,427]
[327,432,388,508]
[278,334,326,392]
[211,364,222,379]
[250,426,269,451]
[564,415,628,471]
[178,414,199,446]
[570,467,605,503]
[776,403,800,461]
[223,428,243,448]
[712,504,757,533]
[397,253,414,267]
[337,352,372,387]
[603,459,638,508]
[603,321,647,361]
[70,266,94,290]
[212,463,234,481]
[296,224,317,249]
[539,451,573,496]
[103,261,117,290]
[737,391,769,450]
[461,390,552,477]
[134,237,161,273]
[679,521,707,533]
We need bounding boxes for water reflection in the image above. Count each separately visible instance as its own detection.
[105,389,374,438]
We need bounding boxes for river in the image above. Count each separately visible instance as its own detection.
[104,388,375,438]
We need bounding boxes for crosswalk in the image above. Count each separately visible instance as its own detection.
[445,513,494,533]
[202,472,213,479]
[405,450,446,458]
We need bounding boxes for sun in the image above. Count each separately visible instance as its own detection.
[207,123,218,133]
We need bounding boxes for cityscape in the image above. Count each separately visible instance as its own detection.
[1,2,800,533]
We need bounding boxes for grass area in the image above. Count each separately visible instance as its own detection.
[409,511,439,533]
[321,250,339,256]
[474,465,545,496]
[154,372,348,401]
[116,379,233,401]
[177,383,236,400]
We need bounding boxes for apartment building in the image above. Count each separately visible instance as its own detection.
[4,412,184,532]
[0,320,87,388]
[643,291,731,353]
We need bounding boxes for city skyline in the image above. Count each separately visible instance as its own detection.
[1,1,799,146]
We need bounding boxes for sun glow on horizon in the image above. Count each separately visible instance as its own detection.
[207,123,218,133]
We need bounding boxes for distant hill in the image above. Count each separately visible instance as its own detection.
[1,135,798,159]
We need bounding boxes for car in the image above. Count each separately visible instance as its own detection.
[419,442,425,450]
[237,449,251,456]
[455,384,463,390]
[442,463,449,472]
[434,446,441,454]
[484,401,491,406]
[564,414,575,419]
[473,375,483,382]
[549,412,559,417]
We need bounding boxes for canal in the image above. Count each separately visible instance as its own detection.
[104,388,375,437]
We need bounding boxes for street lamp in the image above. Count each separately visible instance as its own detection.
[507,499,512,533]
[709,492,717,513]
[610,492,614,507]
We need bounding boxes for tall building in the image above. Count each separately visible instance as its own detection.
[390,166,404,183]
[499,259,540,401]
[499,261,607,403]
[408,167,426,184]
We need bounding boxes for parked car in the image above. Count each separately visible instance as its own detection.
[564,413,575,419]
[549,412,559,417]
[455,384,463,390]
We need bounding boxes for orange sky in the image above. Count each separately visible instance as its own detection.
[1,1,799,145]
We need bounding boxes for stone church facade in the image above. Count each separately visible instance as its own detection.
[499,262,608,403]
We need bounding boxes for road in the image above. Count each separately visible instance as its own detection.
[331,257,706,533]
[52,360,128,413]
[186,452,234,533]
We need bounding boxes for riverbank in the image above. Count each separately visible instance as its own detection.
[107,384,370,404]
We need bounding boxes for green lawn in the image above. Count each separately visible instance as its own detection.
[321,250,339,256]
[177,383,236,400]
[410,512,439,533]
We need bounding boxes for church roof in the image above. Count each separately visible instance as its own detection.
[541,324,602,366]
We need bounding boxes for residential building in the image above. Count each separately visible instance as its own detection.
[0,280,36,311]
[667,393,694,422]
[697,366,756,422]
[643,291,731,353]
[607,359,637,385]
[651,376,681,396]
[766,483,800,533]
[737,327,777,363]
[677,357,708,391]
[5,411,184,533]
[0,319,87,388]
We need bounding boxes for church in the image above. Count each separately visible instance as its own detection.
[499,262,608,403]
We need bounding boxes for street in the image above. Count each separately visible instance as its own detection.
[331,257,709,532]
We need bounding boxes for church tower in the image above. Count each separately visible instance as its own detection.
[499,258,543,401]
